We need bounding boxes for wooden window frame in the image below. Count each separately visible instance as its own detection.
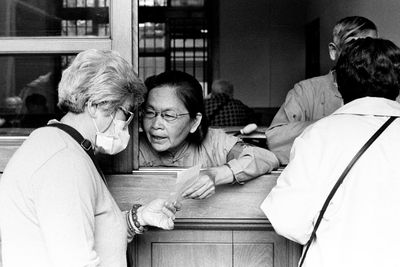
[0,0,139,174]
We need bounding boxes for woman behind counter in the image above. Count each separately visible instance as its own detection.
[0,49,179,267]
[140,71,279,199]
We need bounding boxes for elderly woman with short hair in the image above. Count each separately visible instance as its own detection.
[0,49,179,267]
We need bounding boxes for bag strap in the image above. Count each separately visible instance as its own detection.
[298,116,397,267]
[46,123,107,185]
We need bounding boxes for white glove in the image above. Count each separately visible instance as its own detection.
[137,199,180,230]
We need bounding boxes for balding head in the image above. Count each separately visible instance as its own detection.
[211,79,234,97]
[329,16,378,62]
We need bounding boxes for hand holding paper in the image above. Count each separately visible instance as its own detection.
[168,164,201,203]
[168,164,216,201]
[182,173,216,199]
[178,165,216,200]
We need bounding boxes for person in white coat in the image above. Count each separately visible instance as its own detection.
[261,38,400,267]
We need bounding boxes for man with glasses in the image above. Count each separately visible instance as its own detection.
[265,16,378,165]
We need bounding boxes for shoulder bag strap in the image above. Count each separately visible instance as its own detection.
[299,116,397,267]
[46,123,107,185]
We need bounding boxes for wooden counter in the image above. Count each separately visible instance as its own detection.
[106,171,302,267]
[0,165,301,267]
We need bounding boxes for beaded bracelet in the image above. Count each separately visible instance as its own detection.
[125,210,136,237]
[128,204,148,234]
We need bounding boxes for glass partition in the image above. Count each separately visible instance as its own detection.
[0,54,75,135]
[0,0,135,173]
[0,0,109,37]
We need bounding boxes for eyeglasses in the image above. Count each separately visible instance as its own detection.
[143,108,189,122]
[118,106,134,128]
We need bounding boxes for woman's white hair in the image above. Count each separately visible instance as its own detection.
[58,49,145,114]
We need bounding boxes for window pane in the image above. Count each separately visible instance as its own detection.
[138,0,204,6]
[0,0,110,37]
[169,18,208,90]
[139,23,166,52]
[0,54,75,135]
[139,57,166,81]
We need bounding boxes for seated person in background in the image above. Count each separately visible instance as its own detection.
[262,37,400,267]
[266,16,378,165]
[140,71,279,199]
[205,79,255,126]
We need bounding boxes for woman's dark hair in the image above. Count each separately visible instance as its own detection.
[145,70,209,145]
[336,37,400,104]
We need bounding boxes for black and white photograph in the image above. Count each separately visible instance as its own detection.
[0,0,400,266]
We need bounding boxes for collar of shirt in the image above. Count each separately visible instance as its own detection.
[156,141,191,164]
[333,97,400,117]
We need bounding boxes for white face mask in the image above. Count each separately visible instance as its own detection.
[93,118,130,155]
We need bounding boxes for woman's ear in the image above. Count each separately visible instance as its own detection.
[86,100,97,118]
[190,113,202,133]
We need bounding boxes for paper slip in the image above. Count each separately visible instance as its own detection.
[168,164,201,203]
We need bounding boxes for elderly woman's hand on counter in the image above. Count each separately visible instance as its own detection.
[181,168,217,199]
[181,165,237,199]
